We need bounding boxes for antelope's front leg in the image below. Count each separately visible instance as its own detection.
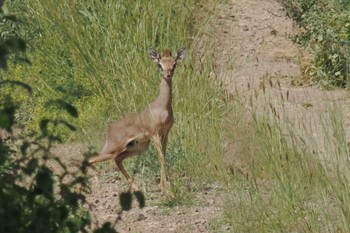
[152,135,170,193]
[161,132,169,156]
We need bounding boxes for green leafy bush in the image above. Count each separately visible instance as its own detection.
[0,6,120,232]
[279,0,350,87]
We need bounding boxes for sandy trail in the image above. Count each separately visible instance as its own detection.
[216,0,350,159]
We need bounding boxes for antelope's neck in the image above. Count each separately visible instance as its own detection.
[156,77,173,108]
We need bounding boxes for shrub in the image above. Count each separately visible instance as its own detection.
[279,0,350,87]
[0,5,118,232]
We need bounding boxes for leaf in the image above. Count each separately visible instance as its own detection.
[58,204,69,222]
[317,34,323,42]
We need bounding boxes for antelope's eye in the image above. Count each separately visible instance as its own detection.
[158,64,163,70]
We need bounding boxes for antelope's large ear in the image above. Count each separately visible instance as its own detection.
[175,47,186,62]
[148,48,160,63]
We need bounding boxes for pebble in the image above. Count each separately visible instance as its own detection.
[137,214,146,221]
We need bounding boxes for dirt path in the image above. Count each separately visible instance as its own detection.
[215,0,300,89]
[54,144,226,233]
[216,0,350,159]
[57,0,350,232]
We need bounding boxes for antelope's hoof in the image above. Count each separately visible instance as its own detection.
[130,182,140,193]
[163,187,174,199]
[160,181,173,198]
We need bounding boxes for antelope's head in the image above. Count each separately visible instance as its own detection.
[148,47,186,80]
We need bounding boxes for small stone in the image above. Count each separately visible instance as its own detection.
[137,214,146,221]
[270,29,277,36]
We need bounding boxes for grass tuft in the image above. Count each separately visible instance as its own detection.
[218,84,350,232]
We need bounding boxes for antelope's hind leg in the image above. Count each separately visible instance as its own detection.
[75,152,115,194]
[114,150,140,192]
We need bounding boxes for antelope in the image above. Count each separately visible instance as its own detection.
[80,47,186,194]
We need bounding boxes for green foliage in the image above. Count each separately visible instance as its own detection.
[0,71,91,233]
[0,5,119,233]
[0,90,120,232]
[277,0,317,22]
[161,178,194,208]
[279,0,350,87]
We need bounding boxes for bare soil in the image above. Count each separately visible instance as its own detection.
[215,0,350,159]
[56,0,350,232]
